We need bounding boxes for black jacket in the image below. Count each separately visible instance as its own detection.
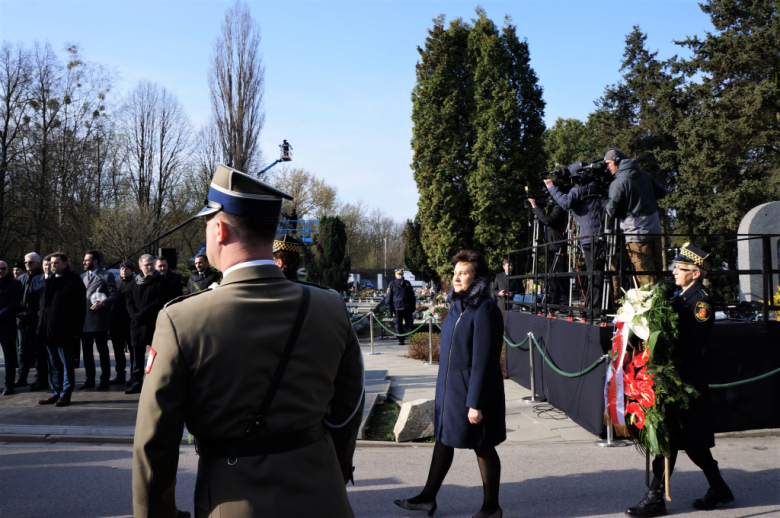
[16,268,43,330]
[110,276,135,337]
[0,274,23,332]
[548,183,605,244]
[491,271,521,309]
[127,273,167,347]
[385,278,416,312]
[670,281,715,450]
[160,272,184,305]
[186,270,220,294]
[37,268,87,344]
[532,202,567,252]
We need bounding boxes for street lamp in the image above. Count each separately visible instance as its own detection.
[384,237,387,273]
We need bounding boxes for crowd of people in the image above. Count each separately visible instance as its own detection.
[0,251,220,404]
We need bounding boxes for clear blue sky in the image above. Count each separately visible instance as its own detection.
[1,0,712,222]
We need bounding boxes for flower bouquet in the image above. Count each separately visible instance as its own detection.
[605,283,696,499]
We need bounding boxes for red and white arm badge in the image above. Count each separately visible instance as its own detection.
[145,346,157,374]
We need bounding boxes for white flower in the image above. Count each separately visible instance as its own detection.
[611,287,653,341]
[208,282,220,290]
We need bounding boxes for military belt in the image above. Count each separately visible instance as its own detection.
[195,421,327,458]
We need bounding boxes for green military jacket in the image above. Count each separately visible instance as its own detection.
[132,264,364,518]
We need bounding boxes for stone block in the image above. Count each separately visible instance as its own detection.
[737,201,780,301]
[393,398,434,442]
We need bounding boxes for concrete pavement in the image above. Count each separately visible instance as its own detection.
[0,437,778,517]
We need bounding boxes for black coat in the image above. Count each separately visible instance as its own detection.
[0,274,22,332]
[110,276,134,337]
[160,272,184,304]
[532,202,567,252]
[670,281,715,450]
[385,278,416,312]
[435,277,506,449]
[491,271,521,309]
[127,273,167,347]
[37,269,87,344]
[186,270,220,294]
[16,269,43,330]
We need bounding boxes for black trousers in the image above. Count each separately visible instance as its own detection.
[109,331,129,375]
[33,335,50,386]
[81,331,111,384]
[17,326,37,381]
[649,448,725,491]
[582,243,603,314]
[393,310,415,345]
[0,328,18,389]
[129,345,147,388]
[546,250,566,306]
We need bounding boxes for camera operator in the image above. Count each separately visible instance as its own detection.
[603,149,666,289]
[543,161,606,312]
[528,196,566,307]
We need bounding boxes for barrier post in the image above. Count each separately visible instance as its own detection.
[594,413,627,447]
[522,333,546,403]
[425,315,434,365]
[366,311,380,355]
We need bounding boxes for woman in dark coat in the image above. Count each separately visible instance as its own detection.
[395,249,505,518]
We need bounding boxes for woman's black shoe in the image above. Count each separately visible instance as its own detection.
[468,508,502,518]
[394,499,437,516]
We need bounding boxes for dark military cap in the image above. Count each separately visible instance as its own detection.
[673,242,711,270]
[196,164,294,219]
[273,233,305,254]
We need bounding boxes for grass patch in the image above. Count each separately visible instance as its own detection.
[363,401,436,443]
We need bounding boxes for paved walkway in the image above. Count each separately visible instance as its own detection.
[360,338,600,445]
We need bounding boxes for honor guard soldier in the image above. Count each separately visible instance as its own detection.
[132,164,365,518]
[272,233,305,281]
[626,243,734,517]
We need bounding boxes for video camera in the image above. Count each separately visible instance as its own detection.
[577,159,613,189]
[519,192,549,209]
[537,168,573,193]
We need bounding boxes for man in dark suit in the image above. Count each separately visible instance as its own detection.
[14,253,44,389]
[185,254,220,294]
[36,253,87,407]
[79,250,119,390]
[491,258,521,310]
[0,260,23,395]
[385,269,416,345]
[109,261,134,386]
[155,256,183,304]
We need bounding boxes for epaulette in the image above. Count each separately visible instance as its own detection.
[164,288,211,308]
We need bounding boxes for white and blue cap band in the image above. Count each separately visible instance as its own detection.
[195,164,294,219]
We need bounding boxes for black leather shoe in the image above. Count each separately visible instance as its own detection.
[124,385,142,395]
[693,486,734,510]
[468,507,502,518]
[625,490,666,517]
[79,381,95,390]
[38,395,59,405]
[393,499,437,516]
[29,382,45,391]
[109,374,126,385]
[126,379,133,387]
[3,388,15,396]
[13,378,28,388]
[96,382,109,391]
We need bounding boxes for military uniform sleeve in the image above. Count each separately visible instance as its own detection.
[133,309,189,518]
[325,307,365,484]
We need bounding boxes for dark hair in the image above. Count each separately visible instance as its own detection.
[220,213,279,245]
[85,250,102,265]
[452,249,490,279]
[502,257,510,265]
[43,254,52,263]
[155,256,168,264]
[195,254,209,262]
[273,249,301,275]
[50,252,68,263]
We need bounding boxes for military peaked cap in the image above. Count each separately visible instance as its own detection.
[673,242,711,270]
[196,164,294,219]
[273,233,305,253]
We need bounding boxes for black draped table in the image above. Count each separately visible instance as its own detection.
[505,313,780,436]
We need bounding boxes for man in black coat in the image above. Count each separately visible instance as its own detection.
[626,244,733,517]
[14,253,45,389]
[529,196,567,306]
[491,258,521,310]
[36,253,87,407]
[185,254,220,294]
[79,250,119,390]
[385,269,416,345]
[126,254,167,394]
[109,261,135,386]
[155,256,183,305]
[0,260,23,395]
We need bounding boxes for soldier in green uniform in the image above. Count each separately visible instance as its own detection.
[626,243,734,517]
[132,164,365,518]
